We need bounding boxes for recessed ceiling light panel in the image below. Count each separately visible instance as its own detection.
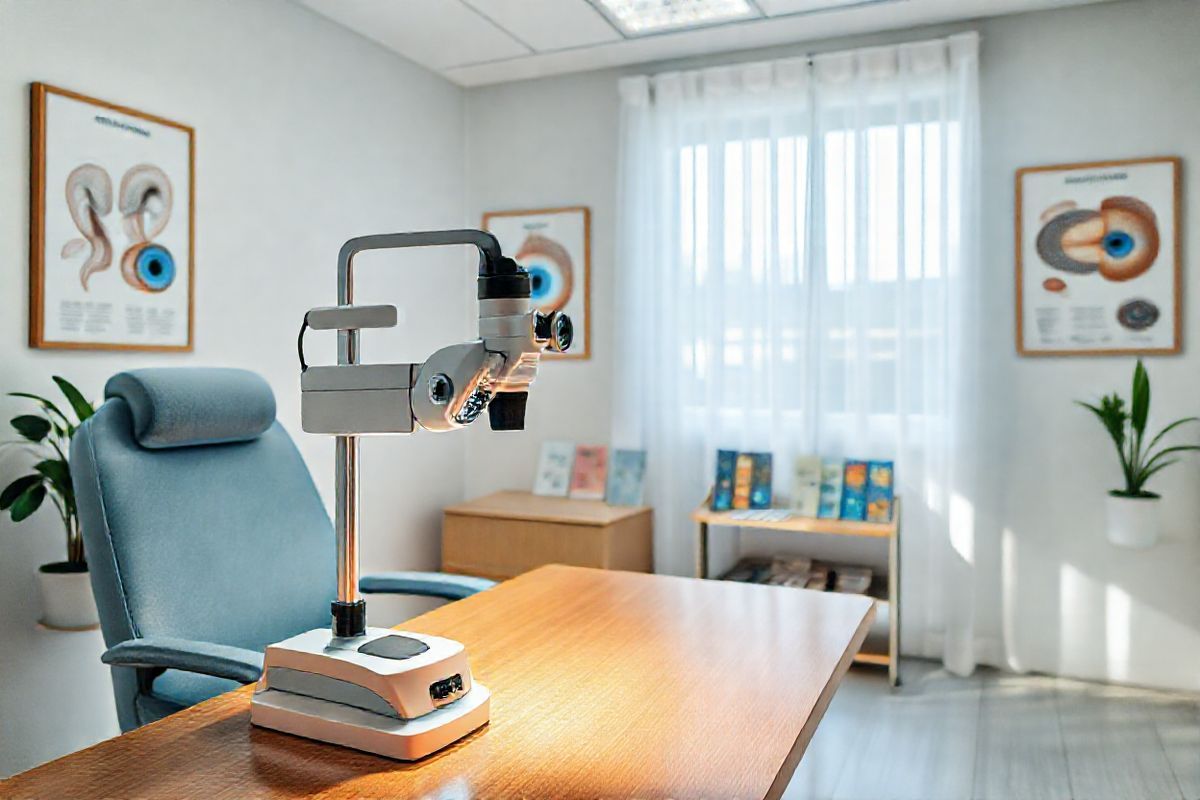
[594,0,760,35]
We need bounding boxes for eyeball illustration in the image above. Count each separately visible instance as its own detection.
[117,164,176,292]
[1035,196,1159,282]
[1117,298,1160,331]
[1095,197,1159,281]
[515,233,574,313]
[121,242,175,293]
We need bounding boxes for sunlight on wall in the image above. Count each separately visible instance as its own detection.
[1058,562,1102,675]
[1000,527,1023,672]
[1104,583,1132,684]
[949,491,975,564]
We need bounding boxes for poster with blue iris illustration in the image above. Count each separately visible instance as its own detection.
[1016,157,1180,356]
[483,206,590,360]
[30,83,193,351]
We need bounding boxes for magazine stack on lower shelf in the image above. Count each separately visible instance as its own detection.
[716,554,894,673]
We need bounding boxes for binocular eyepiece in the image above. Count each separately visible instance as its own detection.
[534,311,573,354]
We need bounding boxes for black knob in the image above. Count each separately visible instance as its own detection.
[428,373,453,405]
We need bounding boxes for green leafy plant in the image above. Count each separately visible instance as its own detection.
[1,377,95,565]
[1077,360,1200,498]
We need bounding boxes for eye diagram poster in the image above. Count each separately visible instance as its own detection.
[1016,157,1180,356]
[30,83,194,350]
[483,206,591,360]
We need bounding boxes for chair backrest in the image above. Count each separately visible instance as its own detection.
[71,368,334,654]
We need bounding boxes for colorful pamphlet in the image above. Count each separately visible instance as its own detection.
[568,445,608,500]
[533,440,575,497]
[606,449,647,506]
[840,460,869,520]
[791,455,822,517]
[866,460,895,522]
[732,453,754,510]
[712,449,737,510]
[817,459,844,519]
[749,452,773,509]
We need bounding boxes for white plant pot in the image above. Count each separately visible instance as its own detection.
[36,562,100,631]
[1105,494,1161,549]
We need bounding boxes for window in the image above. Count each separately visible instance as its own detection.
[676,116,957,418]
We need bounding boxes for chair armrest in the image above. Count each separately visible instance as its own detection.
[101,636,264,683]
[359,571,497,601]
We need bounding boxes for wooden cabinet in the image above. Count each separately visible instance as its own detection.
[441,491,653,580]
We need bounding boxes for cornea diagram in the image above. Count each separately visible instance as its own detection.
[62,163,175,294]
[1035,196,1161,331]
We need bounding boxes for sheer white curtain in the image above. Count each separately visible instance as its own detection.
[613,33,983,673]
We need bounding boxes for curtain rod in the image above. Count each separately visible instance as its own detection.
[627,30,980,81]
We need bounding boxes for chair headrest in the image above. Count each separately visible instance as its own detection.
[104,368,276,449]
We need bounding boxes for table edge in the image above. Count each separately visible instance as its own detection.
[764,599,877,800]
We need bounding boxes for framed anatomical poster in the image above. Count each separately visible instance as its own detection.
[29,83,194,351]
[483,206,591,360]
[1016,156,1180,356]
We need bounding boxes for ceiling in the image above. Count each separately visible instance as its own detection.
[297,0,1111,87]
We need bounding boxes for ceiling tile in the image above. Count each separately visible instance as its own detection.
[463,0,622,52]
[299,0,529,71]
[302,0,1111,87]
[757,0,902,15]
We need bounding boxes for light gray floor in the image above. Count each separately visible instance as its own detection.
[786,660,1200,800]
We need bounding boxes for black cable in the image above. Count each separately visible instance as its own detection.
[297,316,309,372]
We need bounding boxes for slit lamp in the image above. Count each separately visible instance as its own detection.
[249,230,571,759]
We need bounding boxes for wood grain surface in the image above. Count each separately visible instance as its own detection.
[444,490,650,526]
[442,493,653,579]
[1,565,873,800]
[691,498,900,540]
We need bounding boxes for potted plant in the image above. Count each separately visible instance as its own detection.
[1077,360,1200,548]
[1,377,97,629]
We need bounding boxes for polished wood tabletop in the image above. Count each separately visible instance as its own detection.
[444,489,649,525]
[2,565,874,800]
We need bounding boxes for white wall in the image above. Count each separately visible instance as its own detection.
[462,69,620,494]
[977,0,1200,692]
[462,0,1200,692]
[0,0,471,775]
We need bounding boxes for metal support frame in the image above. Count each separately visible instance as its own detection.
[331,231,507,632]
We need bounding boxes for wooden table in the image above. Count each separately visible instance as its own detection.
[442,490,652,579]
[2,565,874,800]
